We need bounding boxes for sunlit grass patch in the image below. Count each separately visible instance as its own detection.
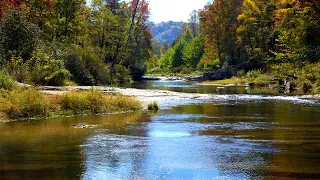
[202,77,248,85]
[0,89,142,120]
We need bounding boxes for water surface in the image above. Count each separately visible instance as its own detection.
[1,98,320,179]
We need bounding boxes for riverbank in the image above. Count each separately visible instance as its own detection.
[2,79,320,122]
[39,85,320,106]
[0,89,141,122]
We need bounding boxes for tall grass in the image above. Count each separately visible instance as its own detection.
[0,89,50,119]
[0,89,142,120]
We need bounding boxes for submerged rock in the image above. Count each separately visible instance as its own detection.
[72,124,97,129]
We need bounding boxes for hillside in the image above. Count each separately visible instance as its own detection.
[149,21,184,44]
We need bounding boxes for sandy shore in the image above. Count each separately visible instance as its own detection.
[40,86,217,109]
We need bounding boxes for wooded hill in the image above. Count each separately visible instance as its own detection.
[149,21,184,45]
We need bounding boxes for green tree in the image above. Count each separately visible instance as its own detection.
[0,8,39,61]
[237,0,277,62]
[54,0,85,42]
[182,36,205,68]
[275,0,320,63]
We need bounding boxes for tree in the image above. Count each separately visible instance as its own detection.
[54,0,86,42]
[275,0,320,62]
[0,0,22,20]
[199,0,244,67]
[188,10,200,37]
[126,0,152,80]
[182,36,205,68]
[0,9,39,61]
[237,0,277,62]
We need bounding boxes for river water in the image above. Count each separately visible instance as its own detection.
[1,80,320,179]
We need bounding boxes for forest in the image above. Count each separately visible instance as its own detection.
[0,0,152,86]
[152,0,320,91]
[1,0,320,90]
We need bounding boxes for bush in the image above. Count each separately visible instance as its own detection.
[64,46,113,85]
[0,70,17,90]
[180,66,194,74]
[25,45,70,86]
[237,69,246,77]
[45,69,71,86]
[112,64,131,84]
[253,74,272,86]
[246,69,263,79]
[148,101,159,111]
[149,67,164,74]
[270,63,297,76]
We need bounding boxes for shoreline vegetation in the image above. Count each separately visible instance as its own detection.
[147,62,320,94]
[202,63,320,94]
[0,87,141,122]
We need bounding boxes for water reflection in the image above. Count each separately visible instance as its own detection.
[0,112,147,180]
[1,100,320,179]
[125,80,281,95]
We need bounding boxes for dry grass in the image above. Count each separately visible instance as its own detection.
[0,89,142,120]
[202,77,248,85]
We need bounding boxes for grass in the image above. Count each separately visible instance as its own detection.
[147,101,159,111]
[0,89,142,120]
[203,77,248,85]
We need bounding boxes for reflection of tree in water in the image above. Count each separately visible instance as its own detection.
[0,119,89,179]
[81,112,152,179]
[170,101,320,179]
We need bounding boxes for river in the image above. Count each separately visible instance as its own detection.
[0,80,320,179]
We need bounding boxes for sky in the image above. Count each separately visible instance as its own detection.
[145,0,210,22]
[87,0,210,22]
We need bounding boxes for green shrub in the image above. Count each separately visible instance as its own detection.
[25,45,70,86]
[64,46,113,85]
[109,95,142,112]
[0,70,17,90]
[180,66,194,74]
[149,67,164,74]
[270,63,297,76]
[246,69,262,79]
[112,64,131,84]
[86,90,107,114]
[148,101,159,111]
[64,53,94,85]
[237,69,246,77]
[253,74,272,86]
